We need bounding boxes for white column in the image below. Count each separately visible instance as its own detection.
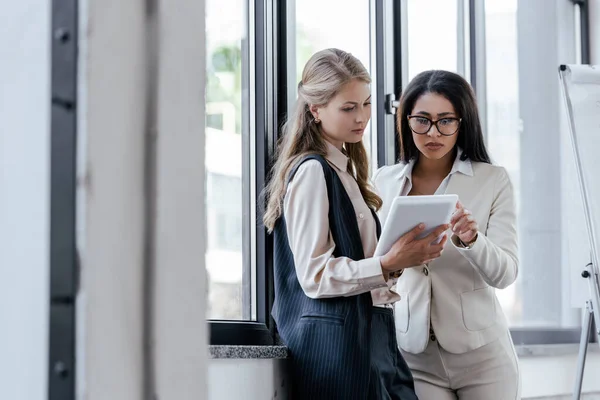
[0,1,51,399]
[77,0,147,397]
[78,0,207,398]
[151,0,208,397]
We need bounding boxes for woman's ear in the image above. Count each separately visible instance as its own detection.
[309,104,319,120]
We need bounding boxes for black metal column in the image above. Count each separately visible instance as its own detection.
[49,0,78,399]
[573,0,591,64]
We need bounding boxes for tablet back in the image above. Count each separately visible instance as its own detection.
[374,194,458,257]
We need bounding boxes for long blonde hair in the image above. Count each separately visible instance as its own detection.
[263,48,382,232]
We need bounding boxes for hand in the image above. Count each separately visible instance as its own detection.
[450,201,478,244]
[381,223,450,273]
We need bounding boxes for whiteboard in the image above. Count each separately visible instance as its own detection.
[559,64,600,308]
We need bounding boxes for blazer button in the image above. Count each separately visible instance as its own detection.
[359,213,364,219]
[423,266,429,276]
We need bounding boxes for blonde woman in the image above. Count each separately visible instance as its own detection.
[374,70,520,399]
[263,48,448,399]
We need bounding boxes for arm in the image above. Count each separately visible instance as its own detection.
[284,161,388,299]
[451,168,519,289]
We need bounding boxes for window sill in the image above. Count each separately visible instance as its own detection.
[209,343,599,360]
[515,343,599,357]
[209,345,289,359]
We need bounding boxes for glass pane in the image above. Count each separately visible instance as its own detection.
[484,0,521,327]
[407,0,458,80]
[205,0,250,320]
[292,0,375,166]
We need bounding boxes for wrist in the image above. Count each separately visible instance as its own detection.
[380,254,391,272]
[459,233,478,248]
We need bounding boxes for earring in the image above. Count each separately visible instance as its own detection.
[314,118,321,124]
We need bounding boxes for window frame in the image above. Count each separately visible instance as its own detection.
[383,0,589,346]
[208,0,288,346]
[207,0,594,347]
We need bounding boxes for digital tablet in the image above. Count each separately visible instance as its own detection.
[374,194,458,257]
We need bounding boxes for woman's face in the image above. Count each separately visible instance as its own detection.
[311,79,371,150]
[409,92,460,161]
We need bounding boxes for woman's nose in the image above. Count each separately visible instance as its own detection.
[427,124,441,137]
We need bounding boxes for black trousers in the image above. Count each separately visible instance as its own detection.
[369,307,419,400]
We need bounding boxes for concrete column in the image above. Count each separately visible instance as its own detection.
[78,0,208,398]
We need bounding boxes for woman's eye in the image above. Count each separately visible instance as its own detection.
[342,107,355,112]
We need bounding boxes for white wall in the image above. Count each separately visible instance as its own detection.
[0,1,50,399]
[520,352,600,398]
[208,353,600,399]
[209,359,289,399]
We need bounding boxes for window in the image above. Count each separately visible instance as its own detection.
[290,0,375,164]
[406,0,459,80]
[483,0,521,326]
[485,0,582,334]
[204,0,586,346]
[205,0,251,321]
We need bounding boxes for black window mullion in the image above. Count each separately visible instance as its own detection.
[572,0,591,64]
[375,0,403,168]
[49,0,78,398]
[254,0,274,331]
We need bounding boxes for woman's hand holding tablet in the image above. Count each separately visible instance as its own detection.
[380,223,449,273]
[376,194,458,273]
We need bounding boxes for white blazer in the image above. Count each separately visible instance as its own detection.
[373,159,518,354]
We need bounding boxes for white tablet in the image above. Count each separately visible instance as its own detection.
[374,194,458,257]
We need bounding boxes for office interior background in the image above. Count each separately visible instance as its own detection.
[1,0,600,399]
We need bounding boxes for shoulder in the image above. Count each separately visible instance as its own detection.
[290,159,326,183]
[372,162,408,184]
[471,162,510,181]
[471,162,513,193]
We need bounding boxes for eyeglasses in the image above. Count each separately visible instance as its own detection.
[407,115,462,136]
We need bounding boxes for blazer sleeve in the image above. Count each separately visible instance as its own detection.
[451,167,519,289]
[284,160,388,299]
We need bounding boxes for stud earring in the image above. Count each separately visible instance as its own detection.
[314,118,321,124]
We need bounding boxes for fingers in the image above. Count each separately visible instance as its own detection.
[450,207,465,225]
[402,223,425,242]
[422,224,450,243]
[453,212,477,235]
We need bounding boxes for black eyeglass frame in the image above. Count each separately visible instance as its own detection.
[407,115,462,136]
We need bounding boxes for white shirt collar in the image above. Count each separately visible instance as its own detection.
[402,147,473,183]
[324,141,349,172]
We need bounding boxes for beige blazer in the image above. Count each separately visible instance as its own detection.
[373,160,518,354]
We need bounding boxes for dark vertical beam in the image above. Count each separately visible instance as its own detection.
[575,0,591,64]
[393,0,404,163]
[469,0,477,92]
[271,0,288,337]
[255,0,284,335]
[375,0,386,167]
[375,0,403,167]
[49,0,78,399]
